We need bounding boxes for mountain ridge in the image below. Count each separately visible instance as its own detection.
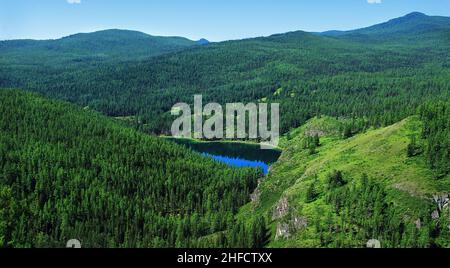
[1,12,449,134]
[0,29,198,64]
[321,12,450,40]
[3,12,449,45]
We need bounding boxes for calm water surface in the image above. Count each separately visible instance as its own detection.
[167,138,281,175]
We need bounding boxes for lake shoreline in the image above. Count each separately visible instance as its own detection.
[162,136,282,175]
[160,136,282,151]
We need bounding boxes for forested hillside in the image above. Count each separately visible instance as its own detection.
[0,89,266,248]
[237,102,449,248]
[321,12,450,44]
[0,12,449,248]
[0,29,197,66]
[1,13,449,134]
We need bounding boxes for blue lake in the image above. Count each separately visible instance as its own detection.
[167,138,281,175]
[202,153,272,174]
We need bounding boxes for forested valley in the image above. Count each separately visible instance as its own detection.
[0,12,449,248]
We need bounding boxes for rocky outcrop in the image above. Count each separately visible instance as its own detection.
[273,195,309,240]
[293,216,308,230]
[272,196,289,220]
[431,193,449,220]
[250,179,263,208]
[275,223,290,239]
[274,216,308,241]
[250,188,260,204]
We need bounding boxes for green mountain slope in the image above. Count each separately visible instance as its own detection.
[1,13,448,134]
[322,12,450,44]
[0,89,262,248]
[0,29,197,65]
[237,113,449,248]
[0,12,449,249]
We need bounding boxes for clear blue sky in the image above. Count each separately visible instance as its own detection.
[1,0,449,41]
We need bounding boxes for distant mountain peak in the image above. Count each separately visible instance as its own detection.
[392,11,428,23]
[196,38,210,45]
[1,29,198,62]
[62,29,150,40]
[404,11,427,18]
[320,11,450,39]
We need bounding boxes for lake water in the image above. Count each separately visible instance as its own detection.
[167,138,281,175]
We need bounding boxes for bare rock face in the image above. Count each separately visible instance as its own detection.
[274,218,308,241]
[274,216,308,240]
[273,196,309,240]
[275,223,290,239]
[293,216,308,230]
[272,196,289,220]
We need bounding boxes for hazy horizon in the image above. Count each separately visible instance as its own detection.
[1,0,450,42]
[0,11,447,43]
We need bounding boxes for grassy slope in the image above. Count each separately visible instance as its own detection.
[238,116,449,247]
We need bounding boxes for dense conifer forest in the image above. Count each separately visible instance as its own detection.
[1,13,449,134]
[0,12,449,248]
[0,89,265,248]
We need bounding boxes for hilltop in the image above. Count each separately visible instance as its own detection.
[321,12,450,44]
[0,29,197,65]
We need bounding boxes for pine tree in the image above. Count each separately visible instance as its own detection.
[306,180,319,203]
